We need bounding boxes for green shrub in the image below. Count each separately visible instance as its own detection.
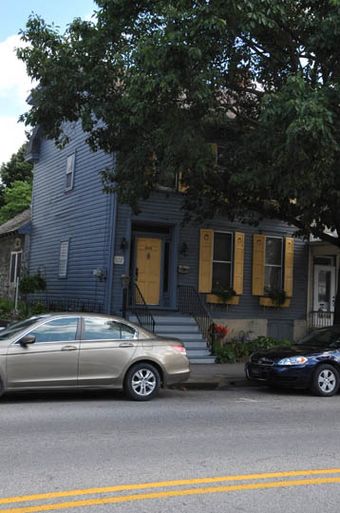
[214,336,292,363]
[0,298,13,317]
[19,274,46,294]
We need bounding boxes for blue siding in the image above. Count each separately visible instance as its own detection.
[111,191,308,324]
[29,125,115,311]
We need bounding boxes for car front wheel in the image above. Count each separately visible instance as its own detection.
[124,363,161,401]
[311,364,340,397]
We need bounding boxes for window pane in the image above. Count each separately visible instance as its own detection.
[318,270,331,303]
[212,262,231,290]
[10,254,16,283]
[83,317,136,341]
[28,317,78,343]
[16,253,22,279]
[214,233,232,262]
[59,241,69,278]
[66,172,73,189]
[265,238,282,265]
[264,266,282,292]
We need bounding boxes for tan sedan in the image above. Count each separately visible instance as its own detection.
[0,313,190,401]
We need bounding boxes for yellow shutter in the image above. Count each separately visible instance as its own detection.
[252,234,265,296]
[198,229,213,293]
[233,232,245,295]
[284,237,294,297]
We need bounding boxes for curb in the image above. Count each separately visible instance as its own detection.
[170,378,257,391]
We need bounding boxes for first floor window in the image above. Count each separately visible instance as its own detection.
[10,251,22,284]
[59,241,69,278]
[264,237,283,293]
[212,232,233,290]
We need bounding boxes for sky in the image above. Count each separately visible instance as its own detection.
[0,0,96,167]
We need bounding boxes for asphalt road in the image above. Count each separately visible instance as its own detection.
[1,385,340,513]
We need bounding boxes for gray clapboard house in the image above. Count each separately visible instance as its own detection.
[26,126,309,362]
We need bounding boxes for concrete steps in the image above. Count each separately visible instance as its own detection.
[129,313,215,364]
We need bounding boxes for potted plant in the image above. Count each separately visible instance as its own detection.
[211,284,236,303]
[267,288,287,306]
[210,322,231,350]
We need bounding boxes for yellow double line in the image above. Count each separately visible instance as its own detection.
[1,468,340,512]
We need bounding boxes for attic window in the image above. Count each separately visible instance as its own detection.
[65,154,75,191]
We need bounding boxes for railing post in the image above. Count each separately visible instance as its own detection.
[121,274,130,319]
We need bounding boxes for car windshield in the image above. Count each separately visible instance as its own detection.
[296,328,340,348]
[0,317,42,341]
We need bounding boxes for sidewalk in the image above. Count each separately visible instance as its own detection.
[179,363,251,390]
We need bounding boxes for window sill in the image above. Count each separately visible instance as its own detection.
[206,294,240,305]
[259,297,291,308]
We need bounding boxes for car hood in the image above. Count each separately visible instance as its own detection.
[252,344,335,362]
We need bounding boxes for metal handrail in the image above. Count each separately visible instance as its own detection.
[177,285,214,351]
[129,281,156,333]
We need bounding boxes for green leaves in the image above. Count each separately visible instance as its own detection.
[0,181,32,225]
[16,0,340,245]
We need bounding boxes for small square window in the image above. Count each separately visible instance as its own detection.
[65,154,75,191]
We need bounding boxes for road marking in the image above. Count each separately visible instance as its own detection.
[1,468,340,505]
[1,476,340,513]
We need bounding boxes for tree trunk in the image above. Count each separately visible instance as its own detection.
[333,267,340,325]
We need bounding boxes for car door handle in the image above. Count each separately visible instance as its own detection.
[119,342,134,348]
[61,345,77,351]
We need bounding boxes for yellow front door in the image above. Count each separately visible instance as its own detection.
[136,238,162,305]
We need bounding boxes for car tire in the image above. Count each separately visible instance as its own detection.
[311,364,340,397]
[124,363,161,401]
[0,378,4,398]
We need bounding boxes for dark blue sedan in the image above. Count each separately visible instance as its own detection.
[245,327,340,397]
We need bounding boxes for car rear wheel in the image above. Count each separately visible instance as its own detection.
[311,364,340,397]
[124,363,161,401]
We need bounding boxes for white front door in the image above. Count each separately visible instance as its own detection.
[313,265,336,312]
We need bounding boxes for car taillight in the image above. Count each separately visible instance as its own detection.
[173,344,186,354]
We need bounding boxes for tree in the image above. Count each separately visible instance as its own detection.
[0,144,33,189]
[0,144,33,213]
[17,1,340,320]
[0,181,32,225]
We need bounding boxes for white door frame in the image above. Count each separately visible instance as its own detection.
[313,265,336,312]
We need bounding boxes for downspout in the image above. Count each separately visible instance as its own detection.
[105,156,118,314]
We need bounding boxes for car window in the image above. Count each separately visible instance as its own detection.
[297,329,340,348]
[0,317,44,341]
[25,317,79,343]
[82,317,137,341]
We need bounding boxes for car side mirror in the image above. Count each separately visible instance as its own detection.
[19,335,36,347]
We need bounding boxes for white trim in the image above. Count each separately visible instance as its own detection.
[313,264,336,312]
[9,251,22,284]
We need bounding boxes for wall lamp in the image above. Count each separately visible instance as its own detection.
[120,237,129,250]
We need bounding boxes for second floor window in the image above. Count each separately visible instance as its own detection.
[65,154,75,191]
[264,237,283,293]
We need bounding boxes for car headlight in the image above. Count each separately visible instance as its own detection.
[277,356,308,366]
